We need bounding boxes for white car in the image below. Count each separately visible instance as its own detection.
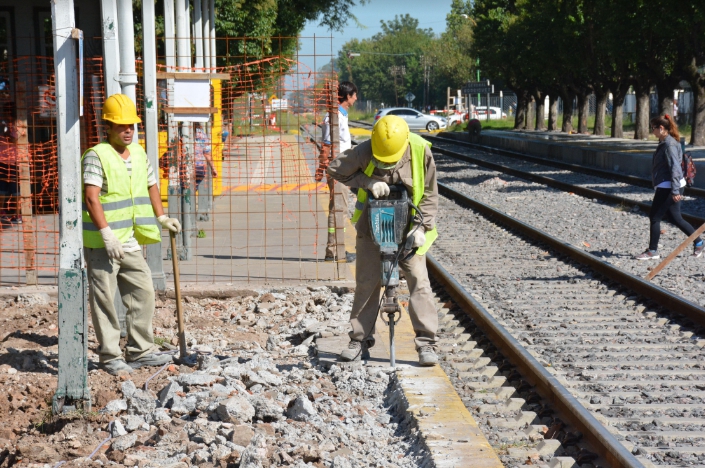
[374,108,447,131]
[471,106,507,120]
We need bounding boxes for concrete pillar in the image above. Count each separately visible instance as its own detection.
[164,0,181,260]
[116,0,138,106]
[143,0,166,291]
[197,0,212,222]
[52,0,91,414]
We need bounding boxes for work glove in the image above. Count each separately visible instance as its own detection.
[315,144,332,182]
[100,227,124,260]
[157,215,182,233]
[405,226,426,249]
[367,179,390,198]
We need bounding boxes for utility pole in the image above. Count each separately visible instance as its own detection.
[52,0,91,414]
[389,66,406,107]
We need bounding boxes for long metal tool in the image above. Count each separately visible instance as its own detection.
[170,231,188,359]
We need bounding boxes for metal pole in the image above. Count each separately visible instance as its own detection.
[52,0,90,414]
[164,0,180,257]
[100,0,121,97]
[193,0,203,71]
[196,0,211,221]
[143,0,166,291]
[116,0,138,109]
[209,0,215,71]
[176,0,194,260]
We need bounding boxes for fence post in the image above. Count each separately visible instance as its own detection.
[52,0,91,414]
[15,82,36,285]
[328,83,346,276]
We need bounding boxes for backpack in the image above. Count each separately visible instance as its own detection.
[682,152,696,187]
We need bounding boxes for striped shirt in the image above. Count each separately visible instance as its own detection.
[83,149,158,252]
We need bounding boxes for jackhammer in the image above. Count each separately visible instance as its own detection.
[368,185,423,367]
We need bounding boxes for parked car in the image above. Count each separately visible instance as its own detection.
[374,107,447,131]
[471,106,507,120]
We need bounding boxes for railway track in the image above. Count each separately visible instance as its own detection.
[427,184,705,468]
[426,133,705,199]
[426,135,705,226]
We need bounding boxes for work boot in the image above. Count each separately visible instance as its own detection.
[339,340,370,362]
[99,359,134,376]
[127,352,173,369]
[418,346,438,367]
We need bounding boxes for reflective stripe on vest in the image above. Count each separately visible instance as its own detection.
[82,142,162,248]
[351,133,438,255]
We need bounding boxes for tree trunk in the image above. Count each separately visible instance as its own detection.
[515,92,528,130]
[526,98,535,130]
[547,94,558,131]
[656,79,676,117]
[561,91,576,133]
[692,77,705,146]
[594,89,608,136]
[610,83,629,139]
[634,82,650,140]
[533,91,545,130]
[577,92,590,133]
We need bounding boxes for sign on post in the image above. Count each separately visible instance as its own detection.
[405,92,415,103]
[462,80,494,95]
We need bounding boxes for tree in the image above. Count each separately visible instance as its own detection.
[337,15,435,106]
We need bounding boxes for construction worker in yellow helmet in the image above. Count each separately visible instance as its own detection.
[82,93,181,376]
[326,115,440,366]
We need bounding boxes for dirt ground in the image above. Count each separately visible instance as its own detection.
[0,293,269,467]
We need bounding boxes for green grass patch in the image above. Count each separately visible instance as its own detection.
[154,336,168,346]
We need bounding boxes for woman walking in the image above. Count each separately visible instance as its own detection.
[635,115,704,260]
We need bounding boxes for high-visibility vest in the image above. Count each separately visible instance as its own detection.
[82,142,162,248]
[351,133,438,255]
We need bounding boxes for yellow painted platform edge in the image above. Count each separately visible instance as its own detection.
[375,304,504,468]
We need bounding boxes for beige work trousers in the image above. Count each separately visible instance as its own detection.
[85,248,156,363]
[349,235,437,350]
[326,178,350,258]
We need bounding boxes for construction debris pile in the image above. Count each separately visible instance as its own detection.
[0,286,427,467]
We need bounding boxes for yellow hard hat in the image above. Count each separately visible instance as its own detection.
[103,94,141,125]
[371,115,409,164]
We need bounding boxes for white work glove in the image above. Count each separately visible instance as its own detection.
[367,179,390,198]
[99,227,124,260]
[405,227,426,249]
[157,215,182,233]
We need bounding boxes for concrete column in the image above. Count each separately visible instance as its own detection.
[143,0,166,291]
[202,0,210,71]
[176,0,194,260]
[52,0,91,414]
[100,0,121,97]
[209,0,216,70]
[193,0,203,71]
[164,0,181,262]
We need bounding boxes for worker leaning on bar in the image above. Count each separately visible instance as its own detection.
[326,115,440,366]
[82,94,181,376]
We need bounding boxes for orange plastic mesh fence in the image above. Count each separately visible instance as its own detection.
[0,36,353,285]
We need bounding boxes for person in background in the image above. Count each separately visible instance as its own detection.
[193,123,217,192]
[317,81,358,262]
[0,101,22,226]
[635,114,703,260]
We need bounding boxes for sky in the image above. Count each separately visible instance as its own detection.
[295,0,454,74]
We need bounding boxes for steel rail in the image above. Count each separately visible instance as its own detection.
[431,144,705,227]
[426,254,644,468]
[437,182,705,329]
[427,133,705,198]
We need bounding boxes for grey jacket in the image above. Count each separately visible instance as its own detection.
[326,139,438,238]
[652,135,683,196]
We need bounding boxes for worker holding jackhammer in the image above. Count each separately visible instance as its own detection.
[82,94,181,376]
[317,81,357,262]
[326,115,440,366]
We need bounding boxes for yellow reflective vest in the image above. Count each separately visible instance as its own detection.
[351,133,438,255]
[82,142,162,248]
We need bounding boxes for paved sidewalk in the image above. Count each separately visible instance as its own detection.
[161,133,356,284]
